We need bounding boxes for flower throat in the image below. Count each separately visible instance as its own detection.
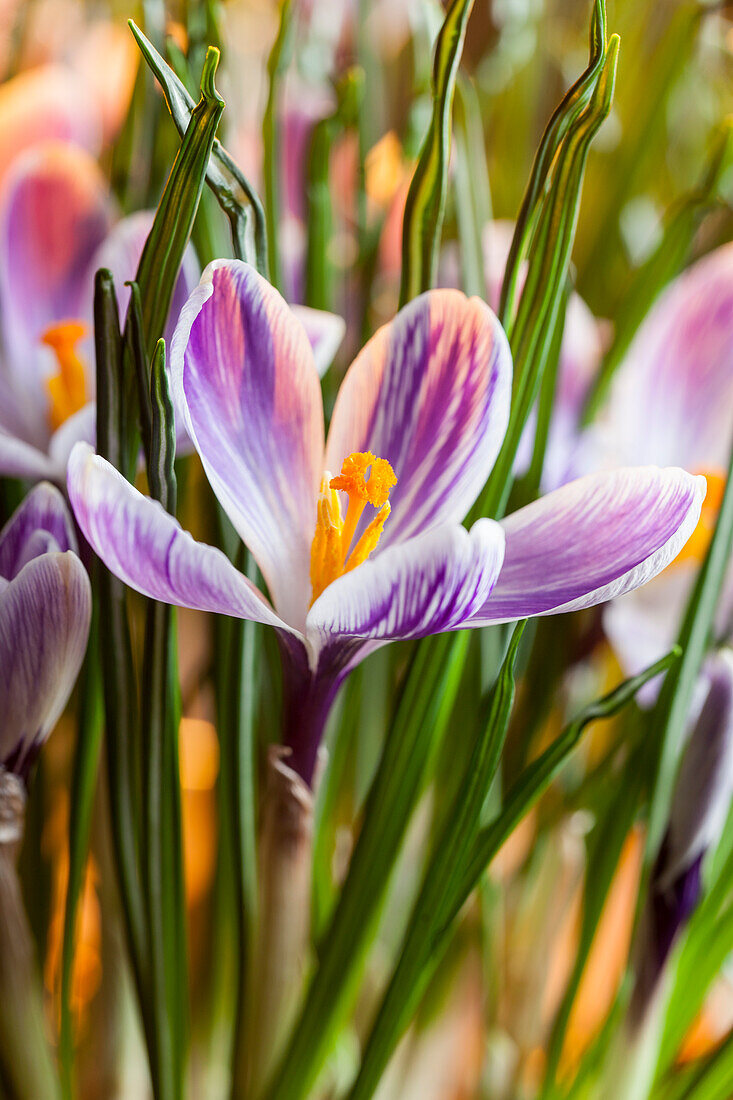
[310,451,397,605]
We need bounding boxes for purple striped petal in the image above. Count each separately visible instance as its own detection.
[0,143,112,447]
[290,305,345,376]
[0,482,77,581]
[0,551,91,775]
[324,289,511,549]
[171,260,325,629]
[67,442,301,639]
[468,467,706,625]
[306,519,504,657]
[598,242,733,473]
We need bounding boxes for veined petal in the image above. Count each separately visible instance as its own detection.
[171,260,324,629]
[0,142,112,446]
[596,242,733,472]
[0,429,58,481]
[67,443,300,638]
[290,305,345,376]
[325,289,511,548]
[0,482,77,581]
[468,467,706,625]
[0,551,91,774]
[306,519,505,659]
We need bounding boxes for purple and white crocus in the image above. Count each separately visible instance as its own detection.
[0,140,200,484]
[0,483,91,779]
[587,242,733,683]
[68,260,705,785]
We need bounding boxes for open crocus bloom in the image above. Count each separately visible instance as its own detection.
[590,243,733,683]
[69,260,704,783]
[0,483,91,779]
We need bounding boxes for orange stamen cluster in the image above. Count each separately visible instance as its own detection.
[42,320,89,431]
[674,469,726,568]
[310,451,397,605]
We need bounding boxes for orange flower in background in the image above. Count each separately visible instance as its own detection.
[43,793,102,1034]
[179,717,220,908]
[559,826,644,1074]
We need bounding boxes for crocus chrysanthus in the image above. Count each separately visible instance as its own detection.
[590,243,733,682]
[0,140,199,484]
[0,482,91,779]
[69,260,704,784]
[632,648,733,1020]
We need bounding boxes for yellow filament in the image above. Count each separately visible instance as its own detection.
[42,320,89,431]
[673,469,726,568]
[310,451,397,605]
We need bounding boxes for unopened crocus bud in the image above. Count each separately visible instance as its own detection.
[633,649,733,1020]
[0,482,91,779]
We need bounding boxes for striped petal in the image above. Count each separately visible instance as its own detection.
[468,467,706,625]
[596,242,733,472]
[67,443,300,639]
[325,289,511,548]
[0,482,77,581]
[291,305,345,376]
[0,551,91,775]
[306,519,504,659]
[171,260,324,629]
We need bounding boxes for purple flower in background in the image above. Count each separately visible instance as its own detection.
[632,649,733,1020]
[0,482,91,780]
[69,260,704,784]
[0,140,201,484]
[589,243,733,684]
[482,221,607,491]
[440,220,606,490]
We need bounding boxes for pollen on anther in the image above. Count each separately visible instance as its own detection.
[330,451,397,507]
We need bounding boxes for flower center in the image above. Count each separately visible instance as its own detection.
[41,320,89,432]
[672,468,726,569]
[310,451,397,605]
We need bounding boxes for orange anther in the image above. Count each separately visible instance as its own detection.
[42,319,89,431]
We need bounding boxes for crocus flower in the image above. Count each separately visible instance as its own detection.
[590,243,733,682]
[0,137,344,486]
[0,482,91,779]
[68,260,704,784]
[0,140,199,483]
[632,648,733,1020]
